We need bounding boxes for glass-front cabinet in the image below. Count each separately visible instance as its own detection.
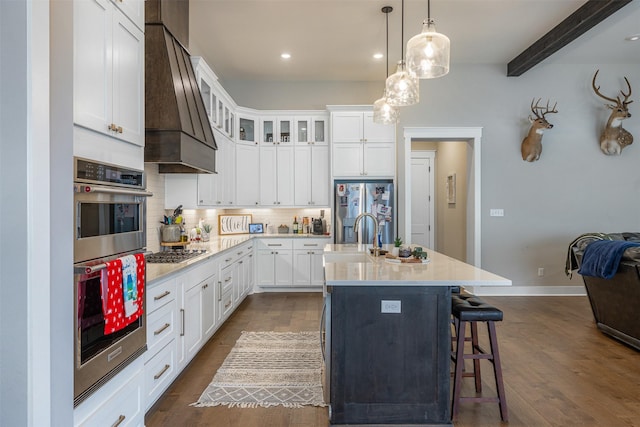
[296,118,310,144]
[313,117,327,144]
[294,115,327,145]
[260,117,293,144]
[238,113,257,144]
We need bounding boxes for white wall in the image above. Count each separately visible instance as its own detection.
[222,62,640,293]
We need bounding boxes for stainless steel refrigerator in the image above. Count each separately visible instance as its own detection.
[334,180,394,245]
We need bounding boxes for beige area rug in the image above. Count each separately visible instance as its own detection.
[191,331,327,408]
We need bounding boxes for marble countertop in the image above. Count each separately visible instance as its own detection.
[323,244,511,287]
[146,233,332,284]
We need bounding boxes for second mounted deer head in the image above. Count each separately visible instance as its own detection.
[592,70,633,155]
[521,98,558,162]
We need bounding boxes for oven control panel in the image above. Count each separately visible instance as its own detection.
[74,157,144,189]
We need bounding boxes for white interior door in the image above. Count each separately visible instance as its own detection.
[410,152,435,249]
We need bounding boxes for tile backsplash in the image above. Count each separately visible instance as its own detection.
[145,164,331,253]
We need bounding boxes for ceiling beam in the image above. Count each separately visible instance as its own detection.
[507,0,632,77]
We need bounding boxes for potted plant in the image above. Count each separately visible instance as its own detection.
[201,223,212,242]
[392,237,402,256]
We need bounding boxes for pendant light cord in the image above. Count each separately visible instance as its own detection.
[386,8,389,78]
[401,0,404,62]
[428,0,431,21]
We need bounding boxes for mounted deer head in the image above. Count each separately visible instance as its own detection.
[521,98,558,162]
[592,69,633,155]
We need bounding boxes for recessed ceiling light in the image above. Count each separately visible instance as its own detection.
[625,34,640,41]
[281,53,291,59]
[373,53,384,59]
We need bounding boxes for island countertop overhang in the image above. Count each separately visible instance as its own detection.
[323,243,512,287]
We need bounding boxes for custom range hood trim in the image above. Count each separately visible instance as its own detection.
[144,23,217,174]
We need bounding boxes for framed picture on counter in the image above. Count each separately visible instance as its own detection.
[218,214,252,235]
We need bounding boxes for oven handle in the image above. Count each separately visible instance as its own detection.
[74,250,153,274]
[75,184,153,197]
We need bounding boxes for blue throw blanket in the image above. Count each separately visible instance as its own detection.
[578,240,640,279]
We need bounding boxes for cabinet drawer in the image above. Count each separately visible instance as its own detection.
[293,238,330,251]
[221,266,234,293]
[257,238,293,250]
[220,288,234,318]
[233,242,253,259]
[75,363,144,427]
[146,278,176,314]
[219,251,238,269]
[144,340,177,411]
[145,300,177,360]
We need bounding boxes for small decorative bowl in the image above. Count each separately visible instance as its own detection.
[398,247,412,258]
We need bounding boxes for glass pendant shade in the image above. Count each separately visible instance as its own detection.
[407,19,450,79]
[385,61,419,107]
[373,91,399,124]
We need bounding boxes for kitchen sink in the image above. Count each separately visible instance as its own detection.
[323,252,373,264]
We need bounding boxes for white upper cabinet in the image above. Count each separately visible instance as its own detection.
[332,111,395,143]
[235,144,260,206]
[331,109,396,178]
[259,144,294,206]
[295,115,328,145]
[74,0,144,147]
[237,113,258,145]
[261,117,294,144]
[294,145,329,206]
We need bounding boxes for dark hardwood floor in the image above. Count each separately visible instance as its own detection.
[145,293,640,427]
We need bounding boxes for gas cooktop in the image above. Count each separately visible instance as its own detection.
[146,249,208,264]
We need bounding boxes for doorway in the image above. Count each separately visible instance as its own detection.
[402,127,482,267]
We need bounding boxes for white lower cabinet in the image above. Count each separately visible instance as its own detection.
[74,357,144,427]
[293,238,330,287]
[256,239,294,287]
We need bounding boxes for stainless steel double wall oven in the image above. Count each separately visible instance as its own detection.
[73,157,152,406]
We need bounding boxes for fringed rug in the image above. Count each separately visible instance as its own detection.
[191,331,327,408]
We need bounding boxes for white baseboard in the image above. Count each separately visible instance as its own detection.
[469,285,586,296]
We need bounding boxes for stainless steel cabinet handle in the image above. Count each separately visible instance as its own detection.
[268,244,282,247]
[180,309,185,336]
[154,323,170,336]
[237,251,243,255]
[154,364,170,380]
[225,258,232,262]
[111,415,126,427]
[218,281,222,301]
[153,290,171,301]
[304,244,318,247]
[225,277,231,282]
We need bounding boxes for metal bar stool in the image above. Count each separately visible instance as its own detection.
[451,294,508,422]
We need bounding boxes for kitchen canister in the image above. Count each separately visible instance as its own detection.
[161,224,182,243]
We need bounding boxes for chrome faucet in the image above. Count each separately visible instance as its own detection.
[354,213,380,256]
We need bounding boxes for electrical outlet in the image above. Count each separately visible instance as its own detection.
[538,267,544,277]
[490,209,505,217]
[381,300,401,314]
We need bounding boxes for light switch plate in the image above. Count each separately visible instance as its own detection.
[381,300,401,314]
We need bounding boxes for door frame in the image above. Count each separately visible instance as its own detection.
[402,127,482,267]
[410,150,435,250]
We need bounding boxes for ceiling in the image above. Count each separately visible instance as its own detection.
[188,0,640,83]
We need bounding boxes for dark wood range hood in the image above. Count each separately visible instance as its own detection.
[144,0,217,174]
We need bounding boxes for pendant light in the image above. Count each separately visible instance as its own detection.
[373,6,399,125]
[406,0,450,79]
[385,0,419,107]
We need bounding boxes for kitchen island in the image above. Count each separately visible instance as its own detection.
[322,244,511,426]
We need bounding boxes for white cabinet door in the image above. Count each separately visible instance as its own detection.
[235,144,260,206]
[363,142,395,177]
[197,173,219,206]
[332,143,363,177]
[332,112,365,142]
[295,145,329,207]
[276,145,295,206]
[274,249,294,287]
[293,250,312,287]
[309,251,325,287]
[183,283,203,363]
[111,8,144,146]
[165,174,198,209]
[74,0,112,136]
[260,145,294,206]
[201,275,216,339]
[256,249,277,287]
[294,146,312,206]
[74,0,144,147]
[311,145,330,206]
[362,111,396,142]
[259,145,277,206]
[198,135,234,206]
[222,137,236,206]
